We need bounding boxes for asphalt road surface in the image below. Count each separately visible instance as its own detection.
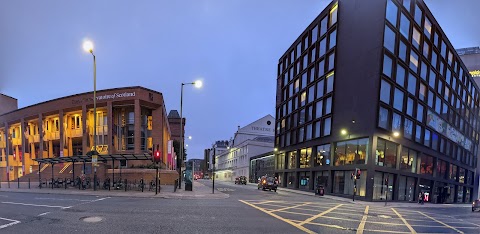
[0,180,478,233]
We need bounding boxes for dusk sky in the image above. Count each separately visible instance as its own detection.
[1,0,479,159]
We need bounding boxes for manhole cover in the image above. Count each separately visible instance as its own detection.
[81,216,103,223]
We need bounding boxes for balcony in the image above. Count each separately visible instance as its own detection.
[12,138,22,146]
[91,125,108,136]
[33,135,40,143]
[51,131,60,140]
[67,128,83,138]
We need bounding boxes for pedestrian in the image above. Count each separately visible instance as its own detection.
[421,192,425,205]
[80,172,86,190]
[418,192,422,204]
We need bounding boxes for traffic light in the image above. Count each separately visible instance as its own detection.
[355,169,361,179]
[154,150,161,163]
[384,177,389,185]
[350,172,354,180]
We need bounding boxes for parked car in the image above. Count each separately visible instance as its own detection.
[235,176,247,185]
[257,176,277,192]
[472,199,480,212]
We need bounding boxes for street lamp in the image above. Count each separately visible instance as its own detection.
[393,131,400,137]
[188,136,192,140]
[340,129,348,135]
[179,79,202,189]
[83,39,97,191]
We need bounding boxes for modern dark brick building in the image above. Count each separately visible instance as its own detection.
[274,0,479,203]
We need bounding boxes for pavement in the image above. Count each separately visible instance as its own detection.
[0,179,478,233]
[0,181,229,199]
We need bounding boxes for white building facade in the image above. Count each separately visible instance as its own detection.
[214,115,275,182]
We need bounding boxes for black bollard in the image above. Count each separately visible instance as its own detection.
[124,179,127,192]
[28,178,30,189]
[17,178,19,188]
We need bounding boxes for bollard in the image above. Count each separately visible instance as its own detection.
[28,178,30,189]
[124,179,127,192]
[18,178,20,189]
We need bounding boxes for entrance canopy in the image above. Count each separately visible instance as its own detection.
[34,153,153,164]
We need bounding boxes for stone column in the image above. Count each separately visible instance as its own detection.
[134,99,141,154]
[107,101,113,154]
[82,105,88,155]
[20,119,26,176]
[38,114,43,159]
[59,110,64,156]
[4,122,10,181]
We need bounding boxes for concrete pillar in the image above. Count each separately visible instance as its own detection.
[82,105,88,155]
[134,99,141,154]
[107,101,114,155]
[365,135,376,202]
[5,122,10,181]
[20,118,26,176]
[59,109,64,156]
[38,114,44,159]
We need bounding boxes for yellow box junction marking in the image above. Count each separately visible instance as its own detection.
[298,204,343,226]
[417,211,464,234]
[239,200,315,234]
[356,205,369,234]
[391,208,417,234]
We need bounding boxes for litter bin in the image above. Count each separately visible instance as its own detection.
[317,186,325,196]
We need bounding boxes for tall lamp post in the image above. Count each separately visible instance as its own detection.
[179,80,202,189]
[83,40,98,191]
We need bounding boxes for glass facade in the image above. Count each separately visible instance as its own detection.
[274,1,476,203]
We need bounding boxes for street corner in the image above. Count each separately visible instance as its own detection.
[238,199,480,234]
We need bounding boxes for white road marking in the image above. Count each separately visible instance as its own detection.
[63,197,110,210]
[1,202,69,209]
[0,217,21,230]
[37,212,50,216]
[34,198,92,202]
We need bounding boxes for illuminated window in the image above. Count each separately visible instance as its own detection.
[301,91,306,106]
[329,3,338,27]
[412,27,421,50]
[410,51,419,72]
[424,18,432,38]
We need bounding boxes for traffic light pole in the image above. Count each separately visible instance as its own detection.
[212,147,215,194]
[353,178,356,202]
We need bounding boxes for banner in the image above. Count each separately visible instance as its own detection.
[426,110,472,151]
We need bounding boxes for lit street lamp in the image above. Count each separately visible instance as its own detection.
[179,80,202,189]
[83,39,98,191]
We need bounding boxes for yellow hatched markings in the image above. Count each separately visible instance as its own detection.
[391,208,417,234]
[39,164,49,172]
[59,162,71,173]
[417,211,464,234]
[298,204,343,226]
[239,200,315,234]
[269,202,312,213]
[356,205,369,234]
